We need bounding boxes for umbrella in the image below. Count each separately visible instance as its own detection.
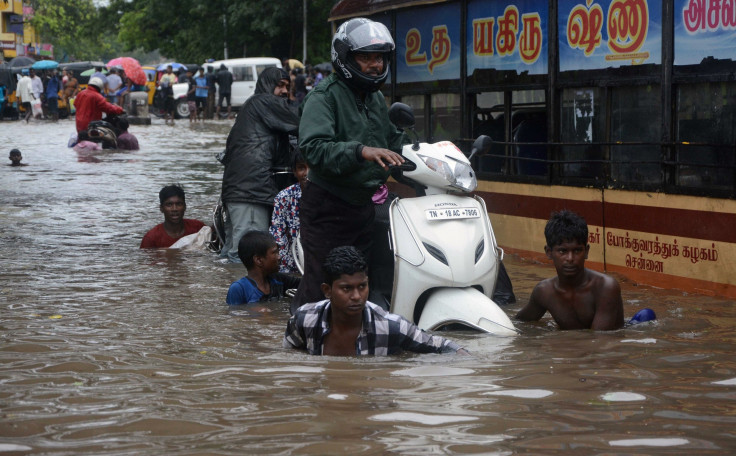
[31,60,59,70]
[314,62,333,73]
[9,56,35,68]
[156,62,187,72]
[107,57,146,85]
[81,68,108,77]
[0,62,16,91]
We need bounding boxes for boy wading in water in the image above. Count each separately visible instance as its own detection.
[515,210,624,331]
[284,246,467,356]
[226,230,301,305]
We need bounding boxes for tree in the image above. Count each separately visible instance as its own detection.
[116,0,335,64]
[28,0,111,61]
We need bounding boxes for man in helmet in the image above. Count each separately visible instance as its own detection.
[292,17,407,313]
[74,76,124,136]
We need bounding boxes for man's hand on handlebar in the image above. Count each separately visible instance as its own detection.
[361,146,404,170]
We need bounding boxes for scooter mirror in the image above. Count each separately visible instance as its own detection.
[388,102,415,130]
[468,135,492,160]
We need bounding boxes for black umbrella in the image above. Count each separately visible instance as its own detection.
[314,62,333,73]
[0,62,16,91]
[9,56,35,68]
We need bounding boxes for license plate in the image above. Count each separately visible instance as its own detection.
[425,207,481,220]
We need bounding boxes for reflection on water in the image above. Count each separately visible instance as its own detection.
[1,118,735,454]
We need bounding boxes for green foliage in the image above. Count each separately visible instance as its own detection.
[28,0,106,60]
[30,0,336,65]
[116,0,335,63]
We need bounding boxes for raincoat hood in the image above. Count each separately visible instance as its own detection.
[220,66,299,206]
[255,67,290,95]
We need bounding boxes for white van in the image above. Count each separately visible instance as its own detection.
[203,57,282,109]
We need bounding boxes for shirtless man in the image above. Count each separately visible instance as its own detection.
[515,210,624,330]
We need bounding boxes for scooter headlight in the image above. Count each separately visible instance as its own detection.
[417,154,477,192]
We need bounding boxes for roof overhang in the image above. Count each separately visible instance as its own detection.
[329,0,449,22]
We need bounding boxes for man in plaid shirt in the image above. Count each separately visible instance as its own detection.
[283,246,466,356]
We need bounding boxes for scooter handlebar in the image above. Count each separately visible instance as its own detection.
[388,158,417,172]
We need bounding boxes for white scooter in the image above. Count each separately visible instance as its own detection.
[381,103,518,336]
[293,104,518,335]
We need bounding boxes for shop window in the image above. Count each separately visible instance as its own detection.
[511,90,546,176]
[231,65,253,82]
[676,82,736,190]
[430,93,461,143]
[399,94,425,140]
[610,85,661,185]
[560,88,606,179]
[473,92,504,174]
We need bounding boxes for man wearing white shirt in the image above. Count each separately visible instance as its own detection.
[30,68,43,101]
[16,69,33,122]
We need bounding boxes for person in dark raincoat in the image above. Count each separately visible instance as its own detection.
[219,67,298,263]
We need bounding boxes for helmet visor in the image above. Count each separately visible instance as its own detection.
[346,21,395,53]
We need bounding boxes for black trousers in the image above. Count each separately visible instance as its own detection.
[291,181,374,314]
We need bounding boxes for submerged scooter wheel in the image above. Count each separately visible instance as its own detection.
[417,287,519,336]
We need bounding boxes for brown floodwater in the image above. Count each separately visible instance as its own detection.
[1,118,735,455]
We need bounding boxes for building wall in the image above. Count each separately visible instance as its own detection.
[1,1,48,60]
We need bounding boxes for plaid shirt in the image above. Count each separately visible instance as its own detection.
[283,300,461,355]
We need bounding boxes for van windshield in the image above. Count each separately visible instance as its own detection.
[256,65,276,77]
[232,66,253,82]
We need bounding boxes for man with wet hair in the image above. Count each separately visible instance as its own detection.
[218,67,298,263]
[226,230,301,305]
[284,246,466,356]
[140,185,206,248]
[515,210,624,330]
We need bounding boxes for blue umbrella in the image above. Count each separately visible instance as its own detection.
[32,60,59,70]
[156,62,187,72]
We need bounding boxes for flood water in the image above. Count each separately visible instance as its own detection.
[1,118,736,455]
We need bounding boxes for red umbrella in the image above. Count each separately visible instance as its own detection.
[106,57,146,86]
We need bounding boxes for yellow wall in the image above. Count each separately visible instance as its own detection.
[0,0,24,14]
[1,0,27,59]
[480,182,736,298]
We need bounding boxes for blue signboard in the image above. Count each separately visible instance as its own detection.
[675,0,736,65]
[558,0,662,71]
[8,14,24,36]
[396,3,461,83]
[466,0,548,76]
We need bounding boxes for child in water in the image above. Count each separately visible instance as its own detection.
[8,149,27,167]
[226,230,301,305]
[269,149,308,274]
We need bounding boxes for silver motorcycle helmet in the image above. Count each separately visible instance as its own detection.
[331,17,394,93]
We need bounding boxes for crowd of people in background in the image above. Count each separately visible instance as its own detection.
[0,56,333,125]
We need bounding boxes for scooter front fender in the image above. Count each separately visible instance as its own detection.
[417,288,519,336]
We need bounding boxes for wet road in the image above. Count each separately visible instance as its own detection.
[1,117,735,454]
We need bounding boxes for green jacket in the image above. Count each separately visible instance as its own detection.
[298,73,406,205]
